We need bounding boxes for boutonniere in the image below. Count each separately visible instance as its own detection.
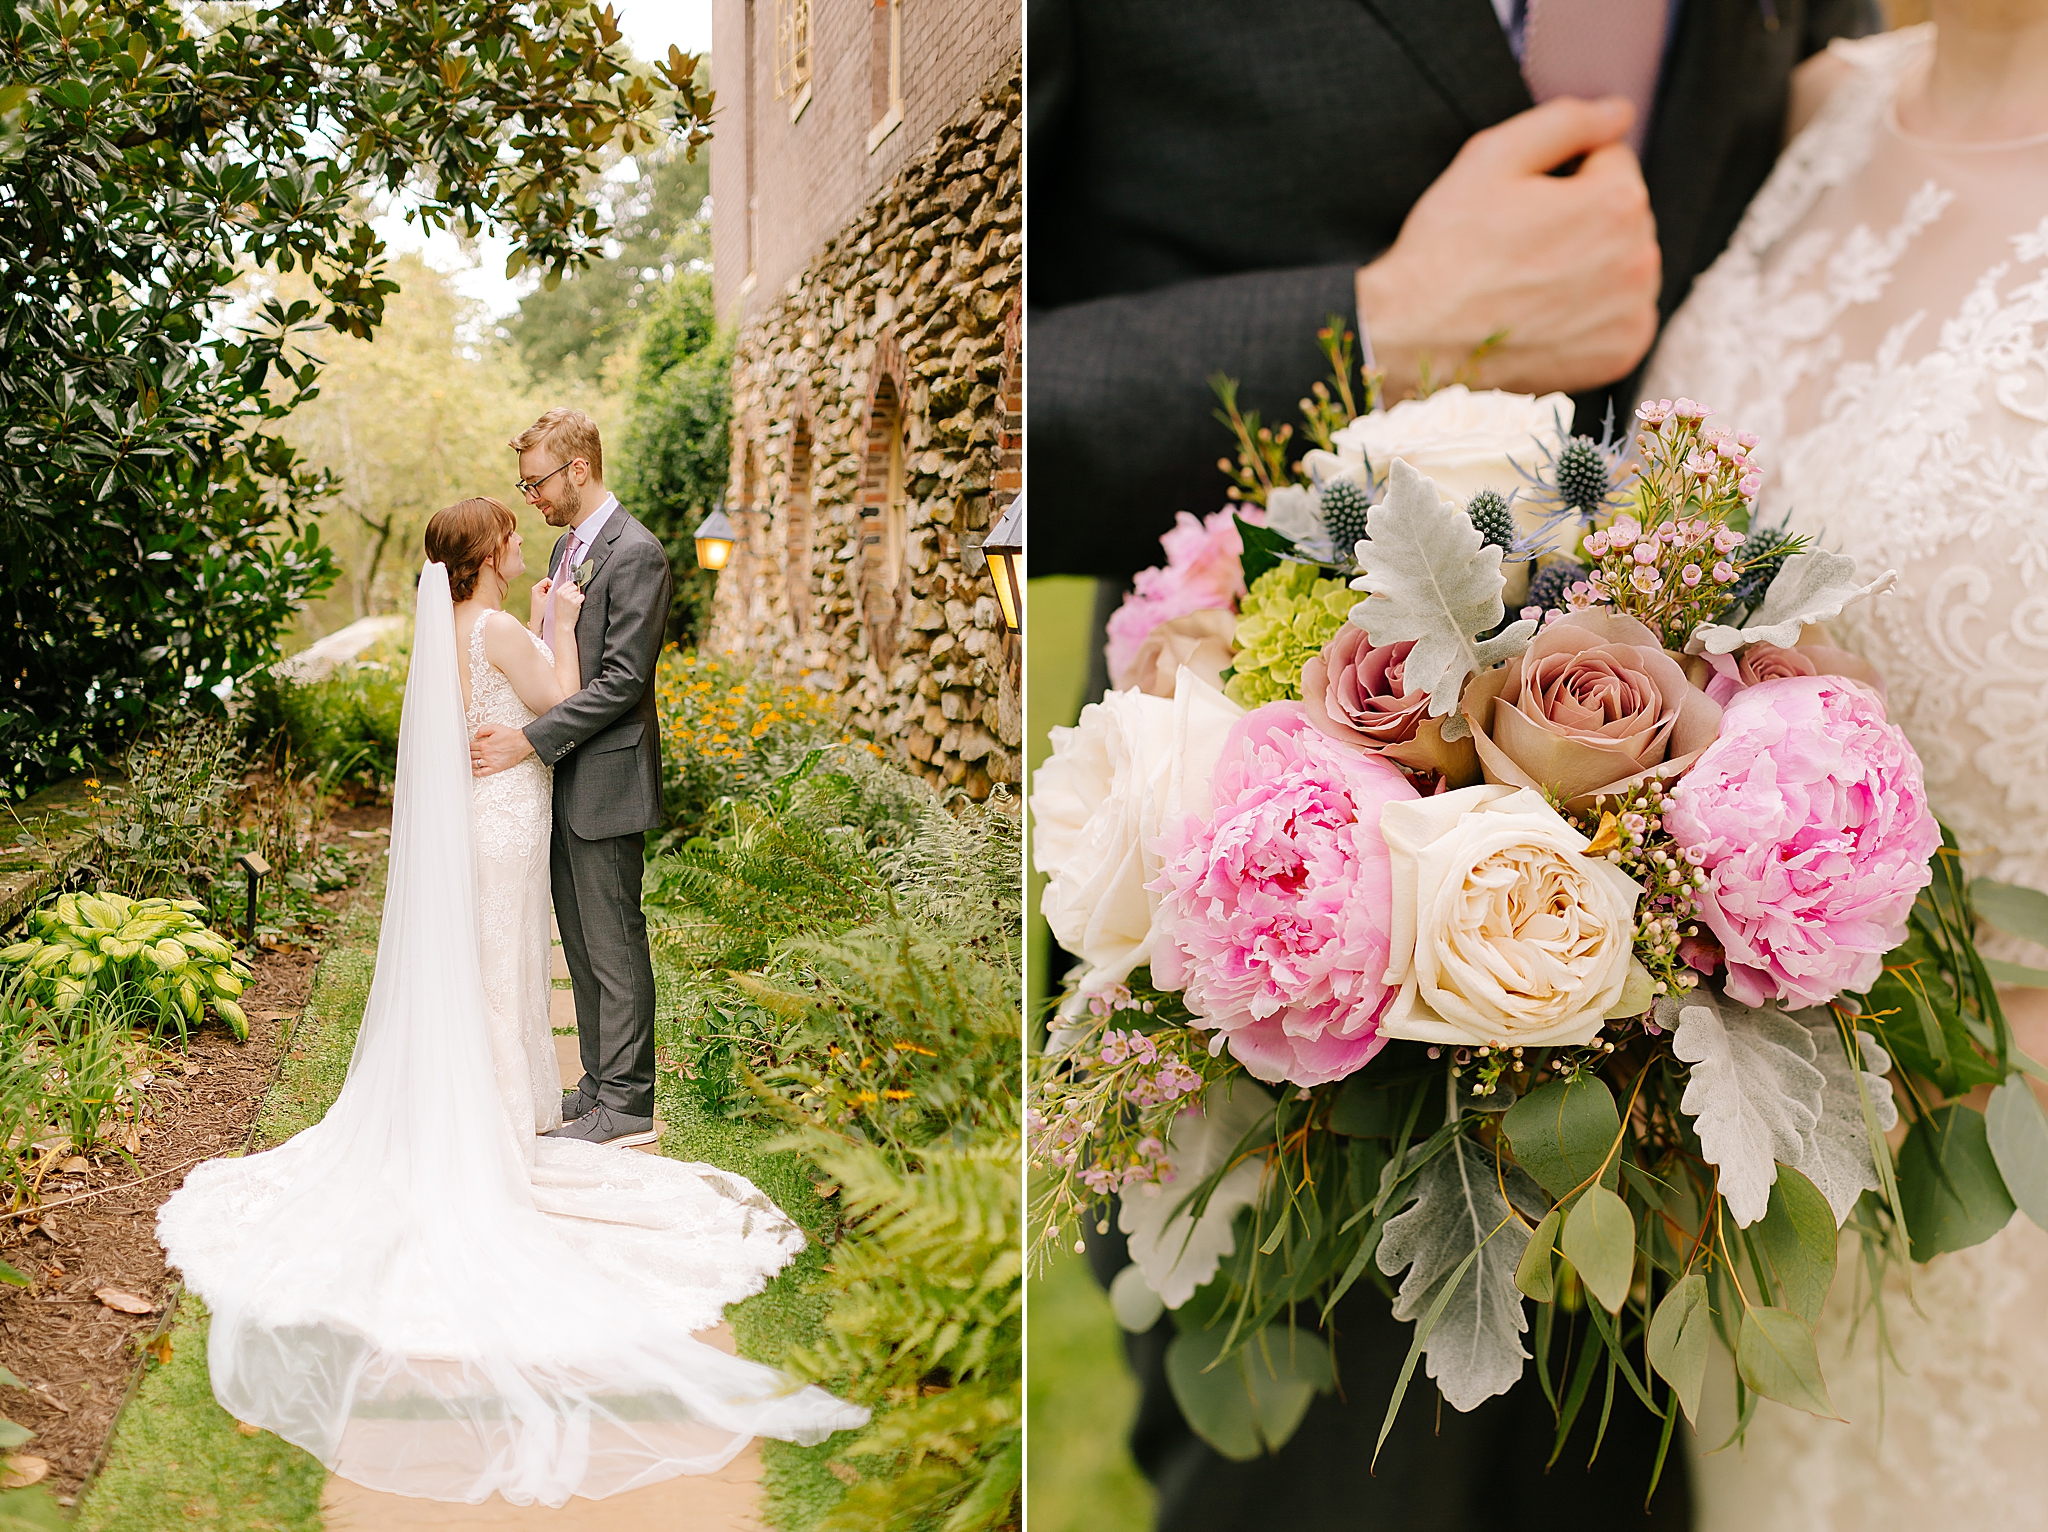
[570,557,596,587]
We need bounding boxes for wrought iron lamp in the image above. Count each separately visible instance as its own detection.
[693,501,738,571]
[983,493,1023,634]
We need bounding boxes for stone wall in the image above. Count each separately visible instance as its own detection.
[709,59,1021,800]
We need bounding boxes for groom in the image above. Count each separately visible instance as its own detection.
[471,407,673,1148]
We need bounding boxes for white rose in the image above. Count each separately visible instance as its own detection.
[1378,784,1641,1049]
[1031,670,1244,1006]
[1320,387,1574,604]
[1118,1077,1274,1309]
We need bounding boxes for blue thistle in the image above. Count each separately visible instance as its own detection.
[1319,478,1373,557]
[1466,488,1515,552]
[1526,561,1588,614]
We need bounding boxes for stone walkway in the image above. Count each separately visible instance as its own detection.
[319,923,768,1530]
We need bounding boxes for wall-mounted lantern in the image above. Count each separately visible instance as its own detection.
[693,501,738,571]
[983,493,1023,635]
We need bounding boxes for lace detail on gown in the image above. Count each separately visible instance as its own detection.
[466,613,562,1144]
[1641,25,2048,1529]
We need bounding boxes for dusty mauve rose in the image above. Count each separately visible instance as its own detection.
[1130,610,1237,699]
[1461,609,1722,809]
[1377,783,1644,1049]
[1702,636,1887,707]
[1300,625,1480,787]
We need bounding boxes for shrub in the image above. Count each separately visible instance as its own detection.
[85,717,244,904]
[243,634,409,792]
[0,892,251,1042]
[653,648,852,840]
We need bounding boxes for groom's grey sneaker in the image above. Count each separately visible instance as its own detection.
[544,1104,657,1148]
[561,1085,597,1122]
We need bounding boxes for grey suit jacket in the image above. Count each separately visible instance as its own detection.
[521,506,674,841]
[1028,0,1870,581]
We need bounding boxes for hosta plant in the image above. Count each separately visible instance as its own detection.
[2,891,250,1041]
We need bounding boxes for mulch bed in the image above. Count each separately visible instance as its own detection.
[0,799,391,1505]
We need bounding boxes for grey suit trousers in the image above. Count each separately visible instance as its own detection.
[549,819,657,1116]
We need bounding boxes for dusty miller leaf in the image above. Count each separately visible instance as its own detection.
[1686,549,1897,655]
[1789,1012,1897,1227]
[1673,992,1824,1227]
[1348,459,1536,734]
[1376,1135,1544,1410]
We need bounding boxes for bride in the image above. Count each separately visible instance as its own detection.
[1639,2,2048,1526]
[155,499,867,1506]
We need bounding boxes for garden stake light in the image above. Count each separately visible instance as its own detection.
[236,849,270,954]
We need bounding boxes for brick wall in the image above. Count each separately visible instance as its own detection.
[708,62,1022,798]
[711,0,1022,330]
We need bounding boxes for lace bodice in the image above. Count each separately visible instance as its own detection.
[1644,24,2048,899]
[1642,26,2048,1530]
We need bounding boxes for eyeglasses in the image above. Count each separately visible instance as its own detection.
[516,459,580,498]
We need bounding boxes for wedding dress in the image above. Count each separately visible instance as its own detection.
[156,562,867,1506]
[1640,24,2048,1529]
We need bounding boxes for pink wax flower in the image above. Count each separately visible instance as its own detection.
[1150,703,1420,1087]
[1667,675,1939,1010]
[1105,508,1253,690]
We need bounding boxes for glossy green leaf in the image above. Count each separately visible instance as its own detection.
[1560,1184,1634,1314]
[1735,1305,1837,1419]
[0,1418,31,1450]
[1514,1205,1562,1303]
[1646,1272,1712,1425]
[1751,1164,1837,1324]
[1987,1076,2048,1236]
[1898,1104,2017,1261]
[1502,1074,1620,1202]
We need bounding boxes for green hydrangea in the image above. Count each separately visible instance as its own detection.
[1223,562,1355,708]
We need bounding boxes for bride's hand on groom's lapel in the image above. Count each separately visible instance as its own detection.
[471,722,536,777]
[527,577,551,634]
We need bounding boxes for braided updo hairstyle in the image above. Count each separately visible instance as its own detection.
[423,497,517,602]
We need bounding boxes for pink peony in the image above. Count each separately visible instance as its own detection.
[1150,703,1419,1086]
[1105,509,1251,690]
[1667,675,1939,1010]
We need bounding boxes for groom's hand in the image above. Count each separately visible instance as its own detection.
[471,723,536,777]
[1354,96,1661,398]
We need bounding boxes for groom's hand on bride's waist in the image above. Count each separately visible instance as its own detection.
[471,723,536,777]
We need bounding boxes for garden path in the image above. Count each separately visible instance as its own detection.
[315,920,768,1531]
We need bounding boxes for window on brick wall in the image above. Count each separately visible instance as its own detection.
[861,377,908,665]
[866,0,903,153]
[773,0,811,118]
[784,421,813,635]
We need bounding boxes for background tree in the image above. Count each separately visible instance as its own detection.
[0,0,710,796]
[506,148,712,385]
[615,272,731,645]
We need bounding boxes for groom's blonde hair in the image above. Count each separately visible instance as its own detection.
[510,408,603,480]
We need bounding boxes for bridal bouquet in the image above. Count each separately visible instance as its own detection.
[1030,338,2048,1477]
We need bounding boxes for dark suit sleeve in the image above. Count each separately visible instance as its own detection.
[522,537,671,761]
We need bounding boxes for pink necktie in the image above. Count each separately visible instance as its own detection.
[543,535,581,647]
[1521,0,1669,156]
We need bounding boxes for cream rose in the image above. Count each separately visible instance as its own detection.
[1030,671,1244,1005]
[1129,610,1237,699]
[1312,386,1573,603]
[1378,784,1643,1048]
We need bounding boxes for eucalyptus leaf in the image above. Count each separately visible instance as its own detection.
[1515,1205,1563,1303]
[1986,1076,2048,1237]
[1751,1165,1837,1324]
[1898,1104,2017,1261]
[1376,1137,1544,1410]
[1789,1014,1897,1226]
[1647,1272,1712,1425]
[1347,459,1536,731]
[1971,878,2048,951]
[1164,1321,1334,1461]
[1735,1305,1838,1418]
[1673,993,1825,1227]
[1560,1185,1635,1314]
[1502,1074,1620,1202]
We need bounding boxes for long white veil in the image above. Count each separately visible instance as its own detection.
[158,563,864,1505]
